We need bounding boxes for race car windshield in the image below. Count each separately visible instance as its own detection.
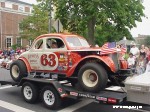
[66,37,90,47]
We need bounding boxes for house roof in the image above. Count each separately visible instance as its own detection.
[6,0,32,6]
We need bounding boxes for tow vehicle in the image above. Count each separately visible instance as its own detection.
[0,72,127,110]
[10,33,130,93]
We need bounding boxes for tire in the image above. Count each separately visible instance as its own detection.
[78,63,108,92]
[21,82,38,103]
[41,86,61,110]
[10,60,27,82]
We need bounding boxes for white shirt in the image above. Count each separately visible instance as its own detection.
[130,47,139,56]
[127,57,135,66]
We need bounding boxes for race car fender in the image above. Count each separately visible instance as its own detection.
[67,55,116,77]
[18,57,31,73]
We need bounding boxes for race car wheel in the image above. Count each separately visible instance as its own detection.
[41,86,62,110]
[10,60,27,82]
[22,82,38,103]
[78,63,108,92]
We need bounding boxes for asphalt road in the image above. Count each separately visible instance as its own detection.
[0,68,150,112]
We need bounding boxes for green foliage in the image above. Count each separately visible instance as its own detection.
[20,0,145,46]
[144,36,150,46]
[19,4,49,40]
[11,44,21,50]
[54,0,145,45]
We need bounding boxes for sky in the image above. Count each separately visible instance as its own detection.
[21,0,150,37]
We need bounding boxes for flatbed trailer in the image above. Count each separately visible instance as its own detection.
[0,76,127,110]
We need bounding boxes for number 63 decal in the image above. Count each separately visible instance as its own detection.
[40,54,57,67]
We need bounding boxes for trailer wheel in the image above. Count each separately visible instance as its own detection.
[22,82,38,103]
[41,86,61,110]
[10,60,27,82]
[78,63,108,92]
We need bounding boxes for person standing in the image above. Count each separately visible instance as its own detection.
[130,43,139,59]
[139,44,146,58]
[136,55,146,75]
[127,53,135,68]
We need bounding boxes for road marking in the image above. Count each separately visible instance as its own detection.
[0,100,35,112]
[0,85,14,90]
[58,99,93,112]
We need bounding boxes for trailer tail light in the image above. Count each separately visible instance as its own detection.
[108,98,117,104]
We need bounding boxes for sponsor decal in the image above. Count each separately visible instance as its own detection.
[30,60,38,63]
[78,93,95,99]
[69,58,73,67]
[96,96,107,101]
[70,92,78,96]
[58,88,62,93]
[28,54,39,60]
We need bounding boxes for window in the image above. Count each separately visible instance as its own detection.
[18,5,24,12]
[66,36,90,47]
[16,37,22,46]
[46,38,64,49]
[5,2,12,8]
[35,39,43,49]
[6,37,12,48]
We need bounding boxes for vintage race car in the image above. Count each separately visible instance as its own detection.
[10,33,129,92]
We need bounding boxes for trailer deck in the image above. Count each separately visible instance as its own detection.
[0,77,150,111]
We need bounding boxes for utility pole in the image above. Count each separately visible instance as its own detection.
[48,0,52,33]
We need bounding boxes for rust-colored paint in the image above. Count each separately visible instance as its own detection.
[66,55,116,77]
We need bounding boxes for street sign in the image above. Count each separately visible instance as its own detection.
[52,19,63,33]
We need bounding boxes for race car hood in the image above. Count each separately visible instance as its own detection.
[68,47,119,55]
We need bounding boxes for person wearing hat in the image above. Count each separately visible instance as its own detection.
[51,41,58,48]
[130,43,139,58]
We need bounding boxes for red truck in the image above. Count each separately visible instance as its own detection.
[10,33,129,92]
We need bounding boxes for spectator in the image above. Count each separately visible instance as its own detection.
[2,48,8,56]
[0,55,9,68]
[139,44,146,58]
[130,43,139,59]
[10,47,15,55]
[25,45,30,51]
[0,55,4,64]
[127,53,135,68]
[0,48,2,54]
[145,46,149,63]
[6,53,19,70]
[16,47,21,55]
[136,55,146,75]
[7,47,11,56]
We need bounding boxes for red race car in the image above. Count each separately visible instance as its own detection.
[10,33,129,92]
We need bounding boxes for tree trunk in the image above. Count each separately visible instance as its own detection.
[87,17,96,46]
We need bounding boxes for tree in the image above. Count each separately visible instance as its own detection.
[54,0,145,45]
[144,36,150,46]
[19,4,49,40]
[20,0,145,46]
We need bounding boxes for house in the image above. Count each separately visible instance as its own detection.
[0,0,33,49]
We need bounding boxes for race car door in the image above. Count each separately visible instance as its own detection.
[28,38,45,70]
[39,37,68,74]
